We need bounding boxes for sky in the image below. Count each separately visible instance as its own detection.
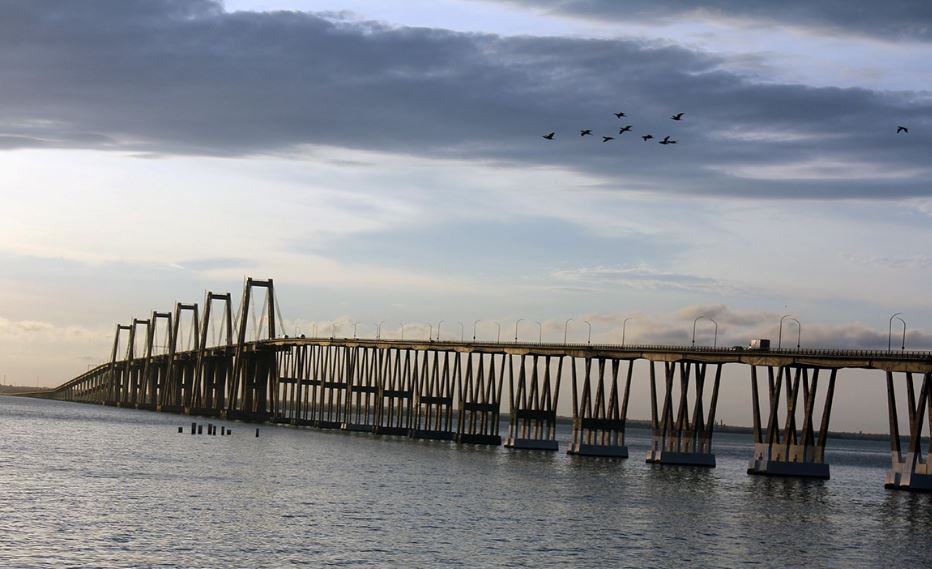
[1,0,931,432]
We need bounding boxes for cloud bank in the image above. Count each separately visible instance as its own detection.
[0,1,930,200]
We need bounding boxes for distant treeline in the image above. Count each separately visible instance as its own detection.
[0,385,51,395]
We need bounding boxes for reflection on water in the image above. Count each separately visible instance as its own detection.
[1,396,931,568]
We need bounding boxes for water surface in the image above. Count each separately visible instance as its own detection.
[1,396,930,568]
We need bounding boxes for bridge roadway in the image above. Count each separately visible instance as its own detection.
[29,277,932,492]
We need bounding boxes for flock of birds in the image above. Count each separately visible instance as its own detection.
[541,112,911,144]
[542,111,686,145]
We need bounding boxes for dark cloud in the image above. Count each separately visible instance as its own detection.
[480,0,932,42]
[1,1,930,199]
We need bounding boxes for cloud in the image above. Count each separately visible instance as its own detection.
[479,0,932,42]
[1,1,931,200]
[550,266,746,295]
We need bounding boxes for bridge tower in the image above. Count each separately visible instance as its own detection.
[646,360,722,467]
[191,291,234,413]
[884,371,932,491]
[139,311,172,410]
[747,365,836,478]
[159,302,199,412]
[227,278,279,420]
[107,324,132,404]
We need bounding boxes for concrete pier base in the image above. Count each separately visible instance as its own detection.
[409,429,455,441]
[567,443,628,458]
[455,433,501,446]
[504,437,559,451]
[885,454,932,491]
[646,450,716,467]
[341,422,374,433]
[747,458,830,479]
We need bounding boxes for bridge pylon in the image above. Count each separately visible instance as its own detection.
[884,371,932,491]
[456,351,505,445]
[747,365,835,479]
[567,357,632,458]
[504,354,562,451]
[646,360,721,467]
[410,350,457,440]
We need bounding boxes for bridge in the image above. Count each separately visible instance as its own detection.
[30,278,932,492]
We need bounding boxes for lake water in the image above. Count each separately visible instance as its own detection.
[2,395,931,568]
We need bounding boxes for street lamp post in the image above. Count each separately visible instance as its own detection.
[584,320,592,345]
[778,314,791,349]
[473,319,481,342]
[330,322,336,338]
[353,321,359,339]
[888,312,902,351]
[495,321,502,343]
[564,318,573,345]
[622,317,633,346]
[436,320,444,341]
[895,316,907,350]
[692,315,719,347]
[514,319,524,343]
[790,318,801,349]
[535,321,543,344]
[377,320,384,340]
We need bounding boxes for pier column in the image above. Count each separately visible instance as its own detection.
[504,354,562,451]
[567,357,632,458]
[884,371,932,491]
[343,345,379,432]
[455,352,505,445]
[374,347,416,435]
[410,350,457,440]
[645,360,721,467]
[747,365,836,479]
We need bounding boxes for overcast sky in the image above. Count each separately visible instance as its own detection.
[1,1,931,432]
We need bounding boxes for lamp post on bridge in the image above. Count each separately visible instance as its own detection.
[473,319,481,342]
[401,323,407,341]
[427,323,433,342]
[584,320,592,345]
[778,314,792,349]
[789,318,801,349]
[330,322,336,339]
[535,321,543,344]
[353,321,359,339]
[377,320,385,340]
[312,323,318,338]
[894,315,907,350]
[514,319,524,343]
[495,321,502,343]
[622,317,633,346]
[436,320,444,341]
[888,312,903,351]
[564,318,573,345]
[692,315,718,347]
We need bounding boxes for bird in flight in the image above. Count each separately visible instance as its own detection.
[614,112,626,118]
[580,129,593,136]
[671,113,684,120]
[897,126,909,134]
[542,132,555,140]
[641,134,654,142]
[618,125,633,134]
[602,136,615,143]
[659,135,677,145]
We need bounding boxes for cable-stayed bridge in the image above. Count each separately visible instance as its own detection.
[29,278,932,492]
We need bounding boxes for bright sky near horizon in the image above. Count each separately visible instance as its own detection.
[1,1,931,431]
